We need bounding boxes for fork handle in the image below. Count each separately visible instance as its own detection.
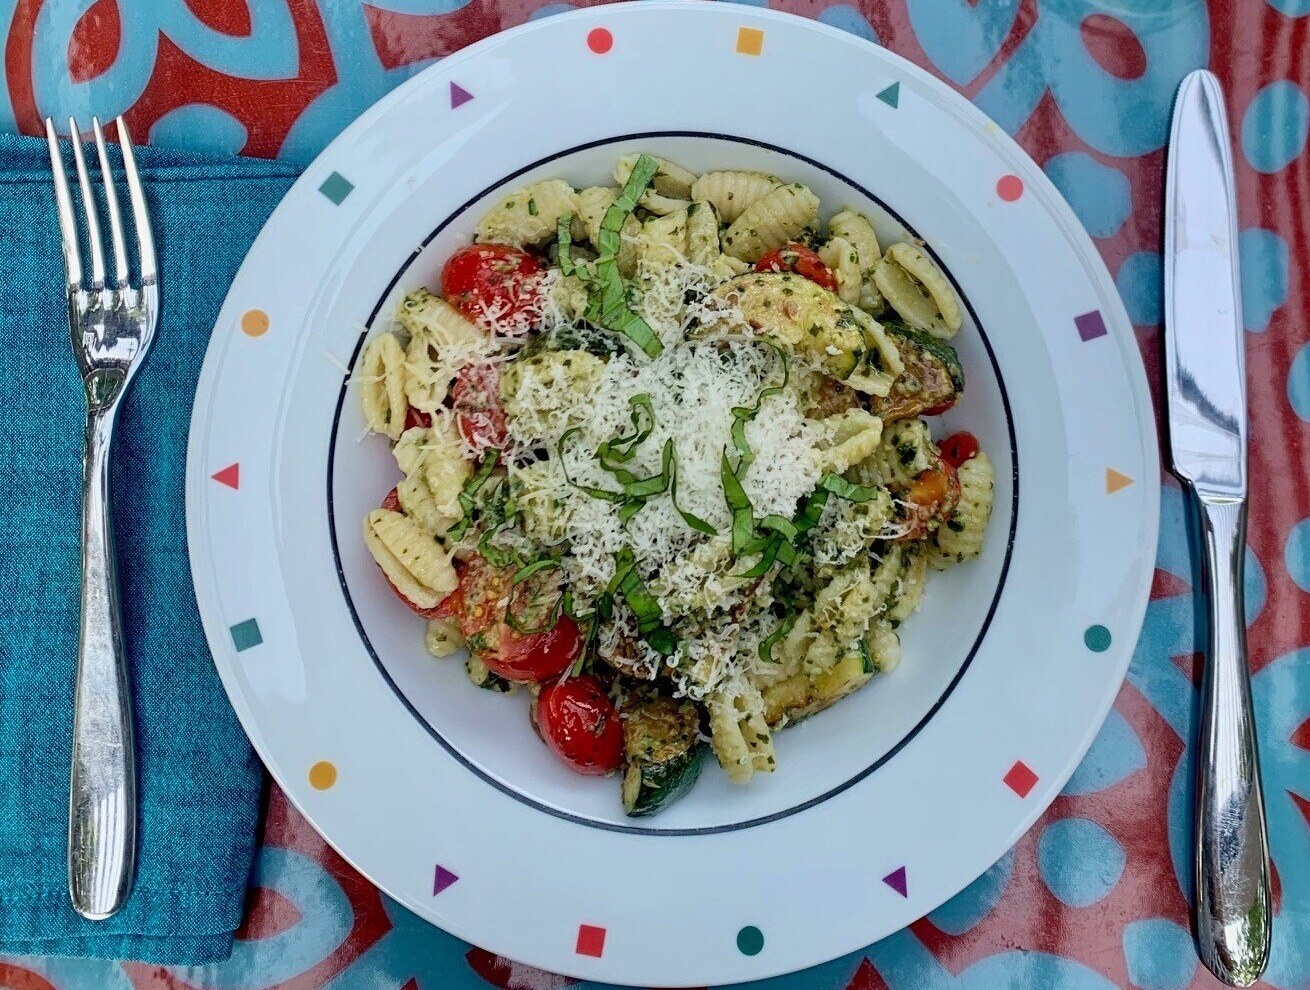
[1193,494,1271,986]
[69,400,136,920]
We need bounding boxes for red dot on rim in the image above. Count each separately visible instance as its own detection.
[996,174,1024,201]
[587,28,613,54]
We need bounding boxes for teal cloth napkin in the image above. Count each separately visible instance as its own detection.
[0,132,303,964]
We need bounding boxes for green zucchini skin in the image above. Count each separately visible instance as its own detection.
[887,321,964,391]
[871,319,964,421]
[620,695,703,817]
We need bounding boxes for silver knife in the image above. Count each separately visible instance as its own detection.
[1164,69,1271,987]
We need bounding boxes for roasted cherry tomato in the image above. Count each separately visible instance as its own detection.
[446,557,583,682]
[535,675,623,775]
[403,407,432,432]
[919,398,957,417]
[380,486,402,512]
[451,362,509,451]
[441,244,544,326]
[754,242,839,292]
[892,463,962,542]
[939,431,980,469]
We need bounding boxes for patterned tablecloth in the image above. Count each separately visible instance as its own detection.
[2,1,1308,988]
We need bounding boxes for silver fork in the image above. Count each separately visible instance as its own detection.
[46,116,157,920]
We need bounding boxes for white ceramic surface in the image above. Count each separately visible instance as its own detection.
[187,4,1158,983]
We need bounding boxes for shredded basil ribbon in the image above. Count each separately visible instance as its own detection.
[503,557,564,635]
[610,548,678,656]
[596,394,655,469]
[557,213,575,277]
[558,427,625,502]
[818,472,881,503]
[446,450,500,542]
[582,154,664,358]
[759,611,797,663]
[729,343,789,474]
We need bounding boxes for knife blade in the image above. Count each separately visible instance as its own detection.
[1164,69,1246,497]
[1164,69,1271,988]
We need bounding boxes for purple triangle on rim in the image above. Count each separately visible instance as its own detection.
[882,866,907,897]
[433,864,459,895]
[450,82,474,109]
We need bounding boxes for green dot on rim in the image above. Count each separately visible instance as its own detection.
[737,925,764,956]
[1084,624,1112,652]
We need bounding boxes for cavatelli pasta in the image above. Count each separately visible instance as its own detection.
[721,183,821,262]
[359,333,409,439]
[866,620,902,672]
[874,242,962,338]
[930,453,994,568]
[476,179,578,247]
[363,509,459,609]
[685,201,723,267]
[399,291,486,412]
[819,236,862,305]
[707,683,776,784]
[425,617,464,658]
[861,418,938,487]
[827,209,884,312]
[814,408,884,475]
[888,546,928,622]
[690,169,781,223]
[613,152,697,199]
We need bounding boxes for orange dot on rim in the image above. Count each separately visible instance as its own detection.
[241,309,270,337]
[996,175,1024,202]
[587,28,613,54]
[308,761,337,790]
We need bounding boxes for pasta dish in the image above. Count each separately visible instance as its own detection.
[357,153,994,816]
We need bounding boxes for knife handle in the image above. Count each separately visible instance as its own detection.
[1192,494,1271,987]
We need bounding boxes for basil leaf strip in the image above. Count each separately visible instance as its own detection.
[558,427,624,502]
[760,611,797,663]
[556,213,575,277]
[584,154,664,357]
[818,472,881,503]
[446,450,501,542]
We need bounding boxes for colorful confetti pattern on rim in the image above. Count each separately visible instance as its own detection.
[8,2,1300,988]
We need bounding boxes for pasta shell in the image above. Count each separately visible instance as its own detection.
[363,509,459,609]
[476,179,578,247]
[359,332,409,439]
[707,684,776,784]
[685,200,722,267]
[691,170,782,224]
[929,452,994,568]
[828,208,884,312]
[819,236,862,305]
[425,617,465,658]
[613,153,698,199]
[874,242,962,338]
[722,183,821,263]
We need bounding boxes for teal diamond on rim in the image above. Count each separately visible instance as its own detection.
[230,618,263,652]
[319,172,354,205]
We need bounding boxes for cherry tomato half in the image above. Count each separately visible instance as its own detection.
[939,431,980,469]
[403,407,432,432]
[441,244,544,327]
[451,363,509,452]
[919,398,957,417]
[892,463,962,542]
[535,675,624,775]
[447,558,583,682]
[755,242,839,293]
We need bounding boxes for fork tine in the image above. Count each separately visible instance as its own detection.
[67,117,105,291]
[114,118,155,285]
[45,118,83,291]
[91,117,129,289]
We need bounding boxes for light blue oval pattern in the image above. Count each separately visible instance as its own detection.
[1241,80,1310,174]
[1043,152,1132,238]
[1037,818,1126,908]
[1239,228,1290,333]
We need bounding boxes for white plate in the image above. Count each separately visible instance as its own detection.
[187,4,1158,983]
